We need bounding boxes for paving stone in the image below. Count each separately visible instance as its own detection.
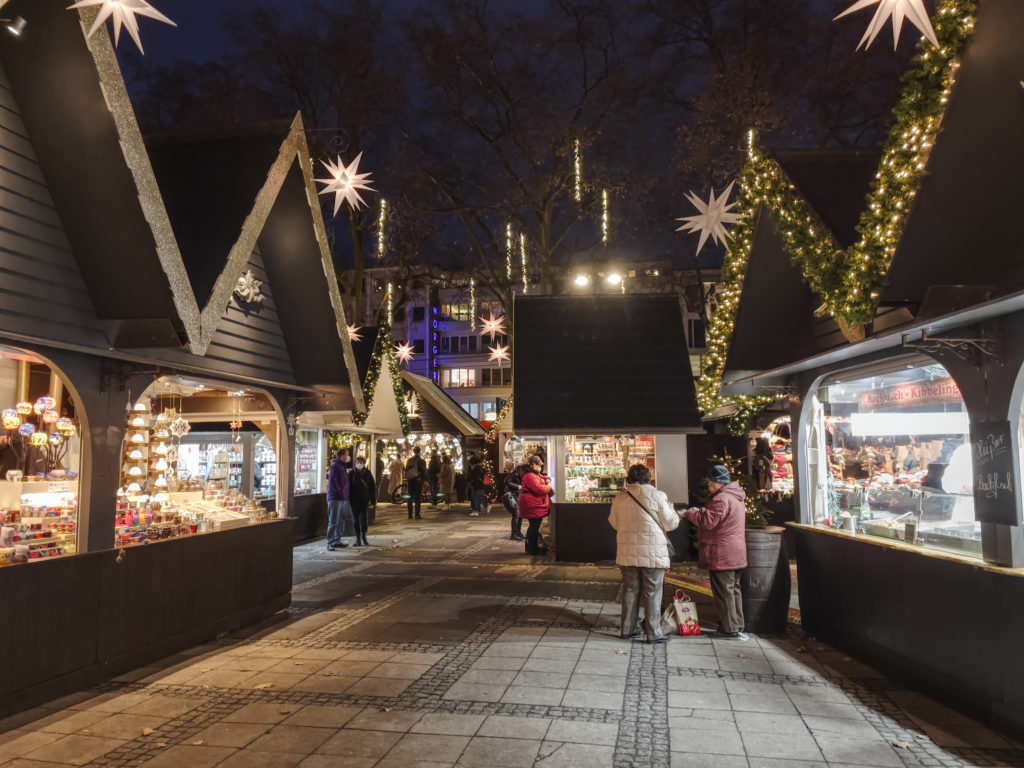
[189,722,271,748]
[346,708,424,733]
[732,712,808,735]
[535,742,615,767]
[667,691,731,711]
[281,705,363,729]
[385,733,471,762]
[741,730,822,761]
[559,689,623,710]
[216,750,306,768]
[23,734,125,765]
[77,714,168,741]
[670,754,748,768]
[316,728,401,758]
[728,694,798,715]
[815,735,904,766]
[802,714,881,739]
[670,727,746,755]
[410,713,487,736]
[443,683,508,703]
[567,673,626,693]
[222,702,304,725]
[0,730,65,758]
[345,677,413,696]
[246,724,335,754]
[36,710,111,736]
[545,720,618,746]
[478,716,551,740]
[136,744,237,768]
[455,669,519,686]
[458,736,541,767]
[502,686,564,706]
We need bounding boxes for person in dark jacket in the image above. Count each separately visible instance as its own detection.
[502,464,528,540]
[682,465,749,639]
[427,451,441,507]
[349,456,376,547]
[326,448,352,550]
[753,437,774,491]
[467,453,486,517]
[405,446,428,520]
[519,455,552,555]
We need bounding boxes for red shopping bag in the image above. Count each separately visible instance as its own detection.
[670,588,701,636]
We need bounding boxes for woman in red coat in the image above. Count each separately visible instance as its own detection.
[519,454,551,555]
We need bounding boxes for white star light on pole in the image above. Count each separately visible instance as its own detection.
[478,316,506,340]
[834,0,939,51]
[395,342,415,364]
[346,325,363,343]
[68,0,176,54]
[488,344,510,364]
[316,152,375,215]
[676,181,743,255]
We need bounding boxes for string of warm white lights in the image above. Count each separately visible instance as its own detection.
[696,0,976,434]
[602,190,609,245]
[520,234,528,294]
[470,277,477,331]
[574,139,582,202]
[386,282,393,326]
[484,396,513,444]
[352,324,412,435]
[376,198,387,260]
[505,223,513,280]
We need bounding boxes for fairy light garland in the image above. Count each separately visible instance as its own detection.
[505,223,513,280]
[520,234,528,294]
[485,395,514,444]
[386,282,393,326]
[601,190,609,245]
[376,198,387,260]
[697,0,975,434]
[574,139,582,202]
[352,324,412,435]
[470,277,477,331]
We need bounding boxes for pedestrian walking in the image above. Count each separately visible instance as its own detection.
[349,456,375,547]
[519,454,551,555]
[326,448,353,550]
[405,446,428,520]
[681,465,748,639]
[439,454,455,509]
[467,452,486,517]
[428,451,441,506]
[502,463,528,540]
[387,454,404,500]
[608,463,679,644]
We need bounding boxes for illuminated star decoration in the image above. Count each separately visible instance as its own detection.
[316,152,375,215]
[347,324,363,343]
[68,0,176,55]
[478,315,506,341]
[395,342,415,364]
[488,344,510,364]
[834,0,938,51]
[676,181,743,255]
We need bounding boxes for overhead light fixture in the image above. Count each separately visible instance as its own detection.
[606,273,622,286]
[574,274,590,287]
[4,16,26,37]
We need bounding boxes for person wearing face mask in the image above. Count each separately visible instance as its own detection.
[349,456,376,547]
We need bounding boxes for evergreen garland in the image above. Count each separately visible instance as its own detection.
[352,324,412,436]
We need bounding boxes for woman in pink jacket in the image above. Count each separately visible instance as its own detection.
[519,455,552,555]
[682,465,748,640]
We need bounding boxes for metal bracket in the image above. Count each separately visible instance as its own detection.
[902,330,999,365]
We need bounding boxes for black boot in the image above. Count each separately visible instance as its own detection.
[510,515,524,541]
[361,535,369,546]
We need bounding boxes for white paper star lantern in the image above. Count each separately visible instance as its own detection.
[488,344,510,364]
[834,0,939,51]
[347,325,363,343]
[68,0,176,55]
[395,342,415,364]
[479,316,506,340]
[316,152,375,215]
[676,181,743,255]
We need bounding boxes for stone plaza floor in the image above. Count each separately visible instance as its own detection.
[1,503,1022,768]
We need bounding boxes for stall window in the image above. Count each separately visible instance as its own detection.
[804,358,981,558]
[564,435,655,503]
[294,429,322,496]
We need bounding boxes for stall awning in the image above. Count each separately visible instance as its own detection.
[402,372,486,437]
[513,294,702,433]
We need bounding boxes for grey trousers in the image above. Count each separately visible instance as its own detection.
[709,569,745,633]
[620,566,665,640]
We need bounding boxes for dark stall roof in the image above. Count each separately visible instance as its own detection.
[513,294,701,433]
[775,149,879,249]
[882,0,1024,307]
[146,128,287,309]
[402,372,485,437]
[723,211,844,381]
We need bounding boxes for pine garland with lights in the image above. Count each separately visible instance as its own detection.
[485,396,514,445]
[697,0,976,433]
[352,324,412,436]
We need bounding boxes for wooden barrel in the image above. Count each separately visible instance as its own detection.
[741,526,790,634]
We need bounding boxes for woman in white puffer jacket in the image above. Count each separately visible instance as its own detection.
[608,464,681,644]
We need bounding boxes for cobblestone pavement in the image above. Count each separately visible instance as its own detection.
[2,503,1022,768]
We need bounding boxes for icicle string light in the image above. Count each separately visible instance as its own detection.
[696,0,976,435]
[519,234,528,294]
[602,190,609,245]
[376,198,387,260]
[470,277,476,331]
[505,223,513,280]
[574,139,582,202]
[386,282,393,326]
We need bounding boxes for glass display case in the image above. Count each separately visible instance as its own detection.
[294,429,322,496]
[254,434,276,500]
[114,487,271,548]
[563,435,655,503]
[502,435,548,472]
[804,358,981,558]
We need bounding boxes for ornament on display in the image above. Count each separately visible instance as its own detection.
[129,448,144,460]
[834,0,938,50]
[154,458,168,471]
[29,432,47,447]
[133,402,149,412]
[234,270,264,304]
[676,182,743,255]
[154,442,169,456]
[49,433,63,446]
[479,315,506,340]
[395,342,415,364]
[18,423,35,437]
[15,402,32,416]
[130,432,146,444]
[68,0,176,54]
[34,396,55,415]
[316,152,375,214]
[169,417,191,439]
[42,410,59,424]
[129,414,147,428]
[127,482,142,493]
[347,324,363,343]
[154,475,168,488]
[128,466,143,477]
[2,410,19,430]
[488,344,510,364]
[56,417,75,434]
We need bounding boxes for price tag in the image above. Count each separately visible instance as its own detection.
[48,481,70,494]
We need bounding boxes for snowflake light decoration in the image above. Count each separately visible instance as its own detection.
[316,152,375,215]
[395,342,415,364]
[676,181,743,255]
[68,0,176,55]
[488,344,510,364]
[478,316,506,340]
[834,0,939,51]
[347,325,363,343]
[169,416,191,439]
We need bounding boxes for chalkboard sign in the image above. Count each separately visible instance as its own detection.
[969,420,1020,526]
